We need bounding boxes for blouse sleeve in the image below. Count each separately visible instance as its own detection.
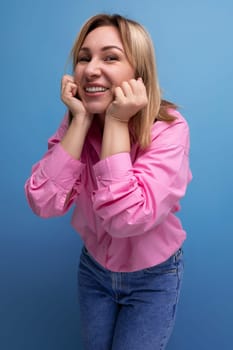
[92,116,192,238]
[25,114,85,218]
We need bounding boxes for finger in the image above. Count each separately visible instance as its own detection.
[127,78,144,94]
[120,81,134,97]
[70,84,78,97]
[62,80,77,94]
[129,78,148,106]
[62,74,74,83]
[61,75,75,91]
[61,83,78,103]
[114,86,125,102]
[67,83,78,97]
[137,77,147,92]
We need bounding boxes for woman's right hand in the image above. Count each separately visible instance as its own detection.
[60,75,93,159]
[61,75,87,119]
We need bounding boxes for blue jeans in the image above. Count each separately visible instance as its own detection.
[78,246,184,350]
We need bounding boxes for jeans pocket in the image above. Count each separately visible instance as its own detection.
[144,265,177,275]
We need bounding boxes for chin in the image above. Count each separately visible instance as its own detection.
[85,104,108,115]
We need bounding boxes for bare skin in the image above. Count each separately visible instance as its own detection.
[60,26,148,160]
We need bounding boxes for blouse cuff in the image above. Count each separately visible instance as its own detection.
[43,143,85,187]
[93,152,133,186]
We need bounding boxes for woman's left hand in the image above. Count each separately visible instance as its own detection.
[106,78,148,123]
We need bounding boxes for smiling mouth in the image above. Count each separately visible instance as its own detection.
[85,87,108,93]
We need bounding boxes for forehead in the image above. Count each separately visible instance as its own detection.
[82,25,123,49]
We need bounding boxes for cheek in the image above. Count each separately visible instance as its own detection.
[73,69,80,83]
[74,68,84,97]
[114,67,135,85]
[126,66,135,80]
[74,64,83,81]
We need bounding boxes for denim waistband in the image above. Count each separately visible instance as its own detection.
[81,245,183,274]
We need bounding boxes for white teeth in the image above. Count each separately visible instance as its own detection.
[85,87,107,92]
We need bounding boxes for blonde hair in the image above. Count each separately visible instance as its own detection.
[70,14,177,149]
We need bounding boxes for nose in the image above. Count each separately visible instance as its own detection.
[84,58,101,79]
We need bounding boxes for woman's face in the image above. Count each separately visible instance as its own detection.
[74,25,135,117]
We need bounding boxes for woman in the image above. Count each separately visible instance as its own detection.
[25,13,192,350]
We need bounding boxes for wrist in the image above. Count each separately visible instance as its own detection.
[71,113,92,129]
[105,113,129,125]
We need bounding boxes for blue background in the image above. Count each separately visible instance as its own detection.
[1,1,232,349]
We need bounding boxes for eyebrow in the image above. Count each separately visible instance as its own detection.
[79,45,124,53]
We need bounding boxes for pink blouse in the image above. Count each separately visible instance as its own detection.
[25,110,192,272]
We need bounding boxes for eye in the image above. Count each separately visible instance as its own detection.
[104,55,119,62]
[77,56,90,63]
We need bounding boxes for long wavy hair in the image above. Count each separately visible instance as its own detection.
[69,13,177,149]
